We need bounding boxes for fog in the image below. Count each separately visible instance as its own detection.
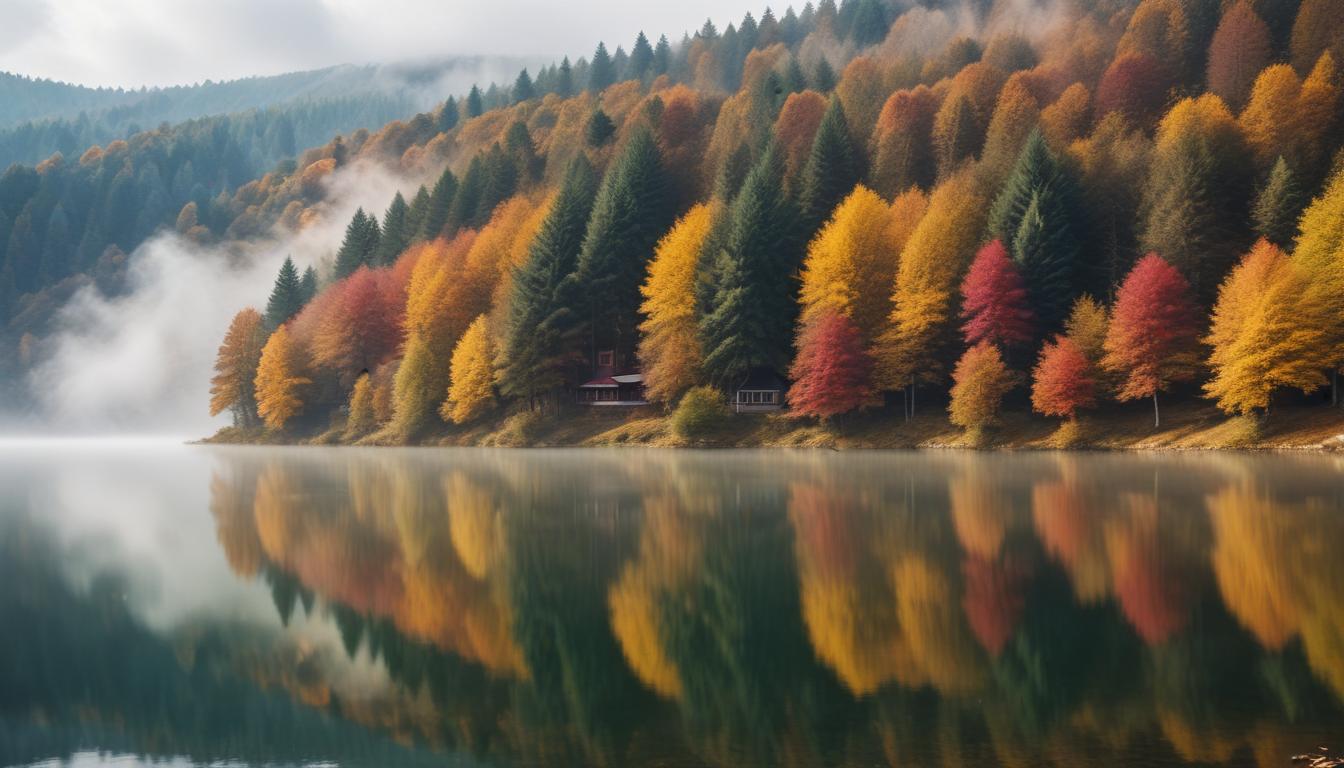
[25,161,425,438]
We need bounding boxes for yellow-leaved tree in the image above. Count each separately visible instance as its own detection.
[345,372,374,439]
[1204,239,1330,415]
[637,202,717,403]
[209,307,267,427]
[798,185,916,347]
[254,325,310,430]
[1292,164,1344,402]
[873,169,986,410]
[442,315,497,424]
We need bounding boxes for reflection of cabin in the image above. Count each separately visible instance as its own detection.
[577,349,648,406]
[733,369,786,413]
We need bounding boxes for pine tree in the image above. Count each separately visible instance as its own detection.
[405,185,431,243]
[788,309,874,418]
[798,96,860,235]
[701,144,802,387]
[1011,192,1078,333]
[299,267,318,306]
[422,167,458,239]
[585,108,616,147]
[1253,157,1305,249]
[210,307,267,427]
[629,32,655,81]
[441,315,496,424]
[499,157,599,403]
[653,35,672,76]
[1205,239,1330,415]
[590,42,617,91]
[254,325,310,430]
[466,85,484,118]
[513,69,535,103]
[375,192,409,265]
[437,96,460,131]
[574,126,675,363]
[557,57,574,97]
[1102,254,1201,427]
[445,156,485,235]
[813,57,837,92]
[264,256,305,329]
[334,209,380,279]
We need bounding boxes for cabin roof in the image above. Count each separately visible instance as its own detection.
[579,372,643,389]
[737,368,785,390]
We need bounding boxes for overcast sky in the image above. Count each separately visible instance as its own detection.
[0,0,765,89]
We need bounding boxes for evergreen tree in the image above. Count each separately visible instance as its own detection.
[264,256,305,329]
[590,42,617,92]
[1253,157,1306,249]
[499,157,599,402]
[585,108,616,147]
[784,56,809,94]
[849,0,889,47]
[505,121,543,184]
[445,156,485,235]
[574,126,676,361]
[437,96,459,132]
[477,143,519,223]
[557,57,574,97]
[41,203,72,283]
[513,69,535,103]
[1012,191,1081,333]
[653,35,672,76]
[375,192,409,265]
[422,167,458,239]
[334,208,380,279]
[701,143,801,385]
[798,96,861,234]
[466,85,484,118]
[404,185,431,243]
[299,266,318,305]
[813,57,837,92]
[629,32,655,81]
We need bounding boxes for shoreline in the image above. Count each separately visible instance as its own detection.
[204,401,1344,453]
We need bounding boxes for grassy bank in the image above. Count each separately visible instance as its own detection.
[205,400,1344,451]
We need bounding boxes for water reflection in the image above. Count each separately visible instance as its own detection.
[2,447,1343,767]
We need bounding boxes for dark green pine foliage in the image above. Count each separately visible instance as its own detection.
[629,32,655,81]
[265,256,305,329]
[478,144,519,222]
[299,266,318,306]
[557,57,574,98]
[653,35,672,76]
[589,43,617,92]
[848,0,889,46]
[813,57,837,92]
[585,108,616,147]
[41,203,72,283]
[421,167,458,239]
[375,192,409,265]
[499,157,599,401]
[445,156,485,235]
[784,56,809,94]
[574,126,676,362]
[437,96,459,132]
[1252,156,1305,249]
[513,69,535,103]
[612,46,630,81]
[1012,193,1077,333]
[701,144,802,387]
[334,208,381,279]
[7,206,37,292]
[404,185,431,243]
[988,130,1085,330]
[798,96,861,235]
[714,141,756,203]
[466,85,484,118]
[505,121,543,184]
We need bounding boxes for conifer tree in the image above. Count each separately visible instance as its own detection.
[1012,192,1078,332]
[590,42,617,91]
[437,96,460,131]
[375,192,409,265]
[1204,239,1329,415]
[405,185,431,243]
[422,167,458,240]
[445,156,485,235]
[653,35,672,76]
[1102,254,1201,427]
[813,58,837,92]
[798,96,861,235]
[466,85,484,118]
[299,266,318,306]
[574,126,675,363]
[264,256,305,329]
[499,157,599,403]
[441,315,496,424]
[1253,157,1305,249]
[701,144,801,387]
[210,307,267,427]
[629,32,654,81]
[557,56,574,97]
[585,108,616,147]
[334,209,380,279]
[513,69,535,103]
[254,325,309,430]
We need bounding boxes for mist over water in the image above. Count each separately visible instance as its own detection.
[22,161,424,437]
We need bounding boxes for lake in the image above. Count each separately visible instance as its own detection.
[1,443,1341,768]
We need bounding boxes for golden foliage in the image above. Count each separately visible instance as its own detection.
[254,325,310,430]
[442,315,496,424]
[209,307,266,421]
[638,202,718,403]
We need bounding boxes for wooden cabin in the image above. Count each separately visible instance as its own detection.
[577,350,648,406]
[733,369,785,413]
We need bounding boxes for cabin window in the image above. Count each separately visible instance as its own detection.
[738,390,777,405]
[597,350,614,367]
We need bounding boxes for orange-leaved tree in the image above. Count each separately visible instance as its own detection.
[210,307,267,427]
[254,324,310,430]
[948,340,1015,436]
[1031,336,1097,422]
[1101,253,1200,427]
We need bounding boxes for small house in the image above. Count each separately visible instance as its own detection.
[733,368,786,413]
[577,349,648,406]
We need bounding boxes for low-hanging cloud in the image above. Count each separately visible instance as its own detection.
[29,160,424,438]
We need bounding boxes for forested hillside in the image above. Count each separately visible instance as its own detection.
[194,0,1344,445]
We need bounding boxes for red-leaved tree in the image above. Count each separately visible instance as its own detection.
[1095,53,1173,129]
[1101,253,1200,427]
[961,239,1035,350]
[1031,336,1097,421]
[788,309,873,419]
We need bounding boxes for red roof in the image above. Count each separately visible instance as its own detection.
[579,377,620,388]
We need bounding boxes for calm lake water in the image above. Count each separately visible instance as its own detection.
[2,443,1342,768]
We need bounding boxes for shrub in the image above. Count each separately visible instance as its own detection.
[671,386,731,439]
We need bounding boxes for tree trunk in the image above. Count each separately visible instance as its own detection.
[1152,392,1160,429]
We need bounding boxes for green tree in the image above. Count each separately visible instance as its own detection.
[574,126,675,364]
[421,167,457,240]
[375,192,409,265]
[1253,157,1306,249]
[798,96,861,234]
[299,266,318,305]
[590,42,617,91]
[701,143,801,386]
[264,256,305,330]
[585,108,616,147]
[513,68,535,103]
[466,85,484,118]
[629,32,654,81]
[334,208,380,279]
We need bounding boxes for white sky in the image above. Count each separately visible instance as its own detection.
[0,0,769,89]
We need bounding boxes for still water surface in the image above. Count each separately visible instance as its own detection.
[2,443,1342,768]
